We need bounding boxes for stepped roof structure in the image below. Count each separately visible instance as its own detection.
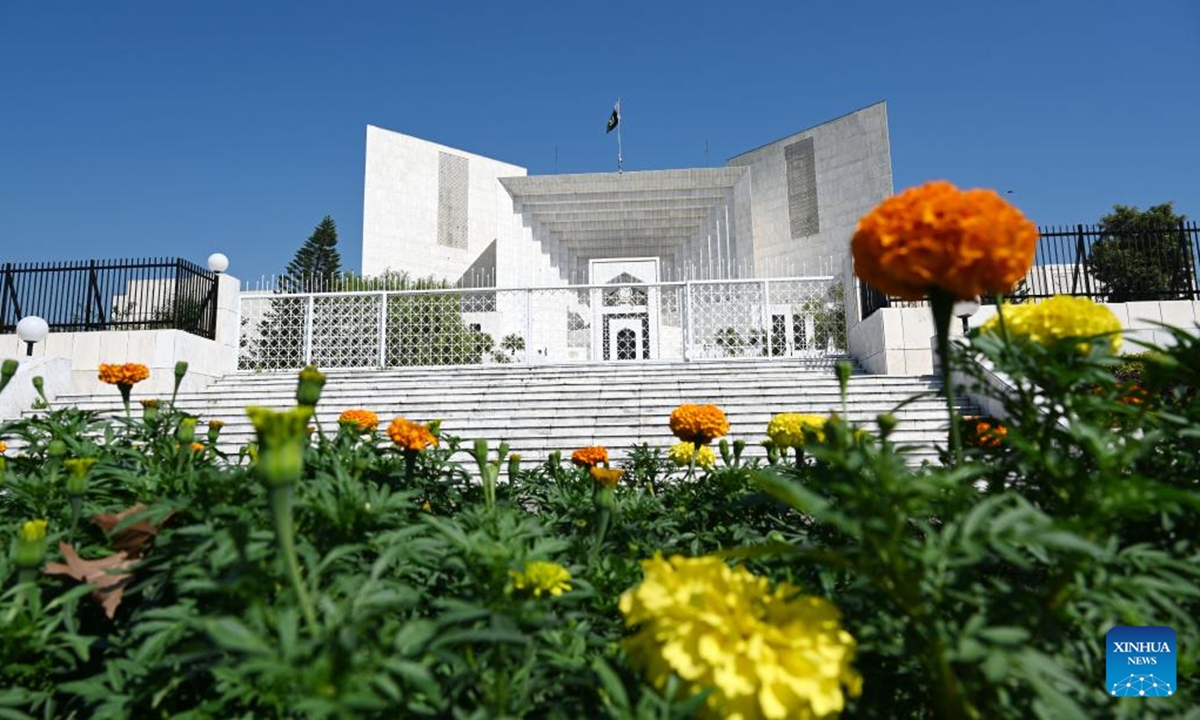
[362,102,893,287]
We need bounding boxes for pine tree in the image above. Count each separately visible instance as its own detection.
[283,216,342,292]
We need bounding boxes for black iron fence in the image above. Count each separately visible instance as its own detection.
[0,257,219,339]
[861,222,1200,319]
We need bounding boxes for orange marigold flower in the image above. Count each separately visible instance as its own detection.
[852,181,1038,301]
[590,466,624,489]
[98,363,151,387]
[1116,383,1148,406]
[190,442,205,453]
[970,420,1008,449]
[338,409,380,433]
[0,441,7,455]
[387,417,438,452]
[571,445,609,467]
[669,404,730,445]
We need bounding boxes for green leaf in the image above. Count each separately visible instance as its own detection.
[1032,530,1106,558]
[429,627,529,650]
[977,626,1030,646]
[204,617,272,656]
[394,619,438,655]
[591,657,630,712]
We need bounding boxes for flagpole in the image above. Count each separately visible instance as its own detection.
[616,98,623,174]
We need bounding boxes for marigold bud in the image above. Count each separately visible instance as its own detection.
[64,457,97,498]
[14,519,48,569]
[0,358,18,394]
[835,359,854,388]
[877,413,899,438]
[589,466,624,490]
[296,365,327,407]
[176,416,198,444]
[247,406,313,487]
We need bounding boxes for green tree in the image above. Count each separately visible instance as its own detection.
[1089,202,1193,302]
[243,216,344,369]
[283,215,342,292]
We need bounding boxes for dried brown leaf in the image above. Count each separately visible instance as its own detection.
[44,542,136,619]
[92,503,172,558]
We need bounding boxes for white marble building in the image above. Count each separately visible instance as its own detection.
[351,103,893,364]
[362,102,894,289]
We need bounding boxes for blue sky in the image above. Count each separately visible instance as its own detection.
[2,1,1198,283]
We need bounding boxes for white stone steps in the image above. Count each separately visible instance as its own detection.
[24,359,971,468]
[53,394,946,415]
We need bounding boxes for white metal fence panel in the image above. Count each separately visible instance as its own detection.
[237,277,845,371]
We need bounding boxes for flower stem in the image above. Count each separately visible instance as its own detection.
[403,449,417,485]
[590,505,611,564]
[119,385,132,419]
[930,288,963,465]
[268,484,319,634]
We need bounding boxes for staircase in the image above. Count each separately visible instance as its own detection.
[40,359,971,466]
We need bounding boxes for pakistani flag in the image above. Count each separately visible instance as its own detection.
[606,102,620,133]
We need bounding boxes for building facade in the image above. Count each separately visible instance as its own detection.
[236,103,897,370]
[362,102,894,289]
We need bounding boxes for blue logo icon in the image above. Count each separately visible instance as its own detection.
[1106,626,1176,697]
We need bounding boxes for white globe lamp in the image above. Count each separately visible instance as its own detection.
[16,315,49,357]
[952,297,982,334]
[207,253,230,274]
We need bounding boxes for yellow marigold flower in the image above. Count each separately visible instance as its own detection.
[571,445,609,467]
[620,555,862,720]
[668,442,716,469]
[190,442,205,453]
[0,441,6,455]
[510,560,572,598]
[589,466,624,488]
[852,180,1038,301]
[980,295,1122,354]
[667,442,692,467]
[98,363,150,387]
[386,417,438,451]
[766,413,826,450]
[669,404,730,445]
[19,519,48,543]
[338,409,379,433]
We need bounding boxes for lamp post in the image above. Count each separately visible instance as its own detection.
[16,316,49,357]
[952,298,981,335]
[207,253,230,274]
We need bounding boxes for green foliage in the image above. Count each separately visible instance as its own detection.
[2,322,1199,717]
[1089,202,1193,302]
[713,327,745,356]
[492,333,526,364]
[244,270,492,370]
[284,216,343,293]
